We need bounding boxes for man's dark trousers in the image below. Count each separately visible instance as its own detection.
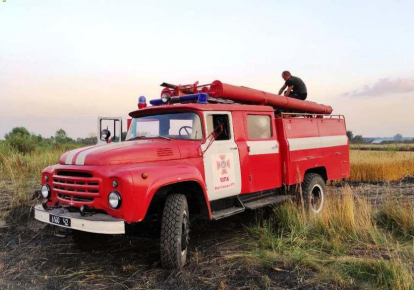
[285,91,307,100]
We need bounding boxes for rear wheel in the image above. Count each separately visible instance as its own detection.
[160,194,190,269]
[301,173,326,214]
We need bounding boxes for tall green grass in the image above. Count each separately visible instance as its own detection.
[248,187,414,290]
[0,142,83,209]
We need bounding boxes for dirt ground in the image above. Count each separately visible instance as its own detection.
[1,178,414,290]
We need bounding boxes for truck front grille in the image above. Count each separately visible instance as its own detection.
[53,172,101,205]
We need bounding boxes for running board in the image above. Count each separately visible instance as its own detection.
[242,195,291,210]
[211,196,245,220]
[210,191,292,220]
[212,206,245,220]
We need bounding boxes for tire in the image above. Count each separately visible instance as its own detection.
[301,173,326,214]
[72,230,110,251]
[160,194,190,269]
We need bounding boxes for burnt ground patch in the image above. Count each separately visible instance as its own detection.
[4,178,409,289]
[0,203,339,290]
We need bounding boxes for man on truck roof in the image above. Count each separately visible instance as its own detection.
[278,71,307,100]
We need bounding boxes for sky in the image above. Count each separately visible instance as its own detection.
[1,0,414,139]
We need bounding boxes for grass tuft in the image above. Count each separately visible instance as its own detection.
[377,198,414,240]
[247,186,414,290]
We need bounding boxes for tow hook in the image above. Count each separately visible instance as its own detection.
[42,201,60,211]
[79,205,94,216]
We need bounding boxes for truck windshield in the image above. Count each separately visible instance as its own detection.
[126,112,203,141]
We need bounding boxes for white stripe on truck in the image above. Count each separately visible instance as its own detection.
[75,145,105,165]
[65,147,92,165]
[74,142,127,165]
[246,140,279,155]
[288,135,348,151]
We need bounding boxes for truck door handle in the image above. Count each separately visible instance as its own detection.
[271,145,278,149]
[230,147,238,150]
[335,152,341,155]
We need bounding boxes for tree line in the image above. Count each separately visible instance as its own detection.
[3,127,97,154]
[347,131,414,144]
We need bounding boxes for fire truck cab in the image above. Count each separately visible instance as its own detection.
[34,81,350,269]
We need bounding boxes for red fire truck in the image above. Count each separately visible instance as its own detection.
[34,80,350,269]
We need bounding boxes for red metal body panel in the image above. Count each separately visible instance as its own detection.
[317,118,350,180]
[241,111,282,192]
[277,116,349,185]
[123,158,209,222]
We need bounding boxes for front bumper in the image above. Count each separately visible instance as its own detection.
[34,204,125,234]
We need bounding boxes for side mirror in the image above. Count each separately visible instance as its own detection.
[97,117,123,145]
[101,129,111,142]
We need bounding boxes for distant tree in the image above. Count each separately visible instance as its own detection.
[75,133,97,145]
[394,133,403,141]
[353,135,365,143]
[4,127,35,154]
[346,131,354,141]
[54,129,74,143]
[55,129,68,143]
[84,133,97,145]
[4,127,31,139]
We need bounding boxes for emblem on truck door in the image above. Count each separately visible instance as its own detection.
[217,154,231,175]
[213,154,236,191]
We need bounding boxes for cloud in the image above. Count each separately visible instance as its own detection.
[342,78,414,97]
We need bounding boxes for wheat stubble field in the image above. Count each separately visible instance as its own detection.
[1,143,414,290]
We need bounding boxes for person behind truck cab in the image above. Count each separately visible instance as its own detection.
[278,71,307,100]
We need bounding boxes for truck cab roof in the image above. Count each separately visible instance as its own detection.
[129,103,274,118]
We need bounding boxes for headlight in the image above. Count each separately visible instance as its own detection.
[108,191,122,209]
[112,180,118,188]
[41,184,51,198]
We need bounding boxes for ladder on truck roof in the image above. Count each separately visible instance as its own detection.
[278,113,345,119]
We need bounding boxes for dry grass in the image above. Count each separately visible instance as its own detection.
[0,142,82,210]
[350,150,414,182]
[248,186,414,290]
[378,197,414,239]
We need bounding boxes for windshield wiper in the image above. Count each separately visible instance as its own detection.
[128,135,171,141]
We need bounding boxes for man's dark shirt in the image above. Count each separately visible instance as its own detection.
[285,76,307,94]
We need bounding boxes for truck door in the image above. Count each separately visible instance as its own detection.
[97,117,123,145]
[201,112,242,201]
[243,113,281,192]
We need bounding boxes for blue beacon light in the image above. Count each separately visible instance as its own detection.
[138,96,147,109]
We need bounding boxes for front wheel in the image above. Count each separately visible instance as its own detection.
[301,173,326,214]
[160,194,190,269]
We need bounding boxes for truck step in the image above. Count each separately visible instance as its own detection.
[242,195,291,210]
[239,189,278,203]
[212,206,245,220]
